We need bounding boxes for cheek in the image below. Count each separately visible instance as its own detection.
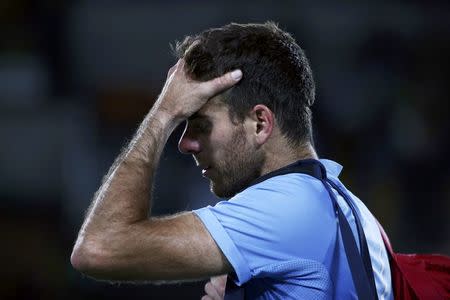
[209,126,232,147]
[207,131,235,160]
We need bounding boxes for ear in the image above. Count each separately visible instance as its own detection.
[248,104,274,145]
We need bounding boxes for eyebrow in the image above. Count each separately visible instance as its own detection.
[188,112,209,121]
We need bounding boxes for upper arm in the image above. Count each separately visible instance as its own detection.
[71,212,232,282]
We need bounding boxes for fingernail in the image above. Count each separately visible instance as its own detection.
[231,69,243,81]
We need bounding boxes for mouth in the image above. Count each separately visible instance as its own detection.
[195,157,212,177]
[201,166,211,177]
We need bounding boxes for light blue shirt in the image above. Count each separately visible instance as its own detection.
[194,159,393,299]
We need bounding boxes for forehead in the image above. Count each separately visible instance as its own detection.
[190,96,229,121]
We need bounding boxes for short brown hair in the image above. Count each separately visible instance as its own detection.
[174,22,316,146]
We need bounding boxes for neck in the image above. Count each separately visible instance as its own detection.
[261,142,318,177]
[295,142,319,160]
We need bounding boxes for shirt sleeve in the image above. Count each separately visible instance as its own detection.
[193,174,337,286]
[194,206,252,284]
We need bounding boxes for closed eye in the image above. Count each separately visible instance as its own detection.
[190,120,212,134]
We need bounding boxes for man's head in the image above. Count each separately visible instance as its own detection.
[175,21,316,146]
[176,22,316,198]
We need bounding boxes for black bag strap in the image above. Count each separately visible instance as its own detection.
[224,159,378,300]
[327,178,379,298]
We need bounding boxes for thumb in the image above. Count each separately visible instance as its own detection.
[202,69,243,96]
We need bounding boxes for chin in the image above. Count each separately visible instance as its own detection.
[210,175,259,199]
[210,183,235,199]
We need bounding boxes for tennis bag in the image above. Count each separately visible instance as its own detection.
[377,223,450,299]
[225,159,450,299]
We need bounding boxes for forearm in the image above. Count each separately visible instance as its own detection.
[86,108,177,224]
[71,107,179,271]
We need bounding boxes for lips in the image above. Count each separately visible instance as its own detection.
[200,165,214,178]
[195,157,212,176]
[201,166,211,175]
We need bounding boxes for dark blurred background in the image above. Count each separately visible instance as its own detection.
[1,0,449,299]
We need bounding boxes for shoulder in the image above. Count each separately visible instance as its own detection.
[228,173,333,218]
[198,173,337,255]
[193,173,341,284]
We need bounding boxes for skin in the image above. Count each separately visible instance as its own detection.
[71,58,318,295]
[178,98,266,199]
[202,275,227,300]
[71,60,241,281]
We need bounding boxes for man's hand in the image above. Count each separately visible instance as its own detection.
[154,59,242,122]
[202,275,227,300]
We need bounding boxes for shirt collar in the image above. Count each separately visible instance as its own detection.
[319,159,343,177]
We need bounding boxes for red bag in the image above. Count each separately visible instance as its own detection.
[378,224,450,299]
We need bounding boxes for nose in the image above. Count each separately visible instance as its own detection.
[178,125,201,154]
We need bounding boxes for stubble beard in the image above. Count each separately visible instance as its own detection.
[209,127,266,199]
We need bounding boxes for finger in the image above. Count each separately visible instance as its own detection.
[201,69,242,97]
[204,281,221,300]
[210,275,227,297]
[177,59,186,70]
[167,65,177,78]
[167,59,183,78]
[211,275,227,286]
[201,296,213,300]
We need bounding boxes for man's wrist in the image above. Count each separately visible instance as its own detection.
[149,105,183,132]
[123,106,177,164]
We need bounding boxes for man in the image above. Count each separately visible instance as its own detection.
[71,22,393,299]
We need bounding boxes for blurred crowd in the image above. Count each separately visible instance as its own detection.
[1,1,449,299]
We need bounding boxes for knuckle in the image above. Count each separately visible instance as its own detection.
[198,84,212,97]
[216,76,227,87]
[204,282,212,292]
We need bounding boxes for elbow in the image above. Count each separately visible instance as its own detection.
[70,238,111,278]
[70,245,89,273]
